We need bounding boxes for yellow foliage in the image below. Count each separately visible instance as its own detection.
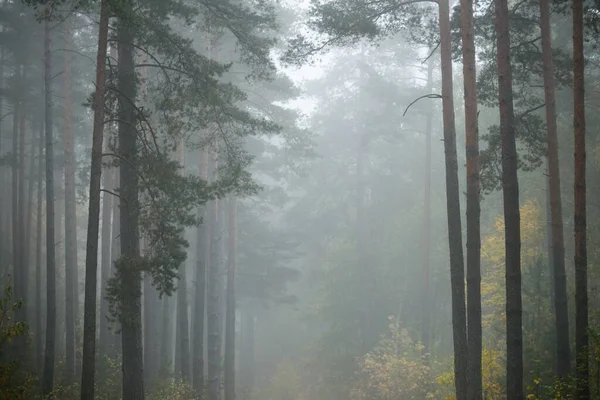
[350,318,430,400]
[481,199,544,331]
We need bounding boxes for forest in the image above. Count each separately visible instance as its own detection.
[0,0,599,399]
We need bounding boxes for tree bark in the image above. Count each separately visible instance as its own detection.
[240,306,255,394]
[439,1,468,398]
[99,166,113,359]
[80,2,109,398]
[117,7,145,398]
[159,294,172,376]
[11,71,20,324]
[17,74,28,334]
[459,0,482,397]
[539,0,571,378]
[63,19,78,381]
[224,196,237,400]
[207,155,221,400]
[35,117,44,372]
[193,147,209,392]
[175,140,191,382]
[494,0,523,397]
[573,0,588,397]
[42,17,57,396]
[421,55,433,357]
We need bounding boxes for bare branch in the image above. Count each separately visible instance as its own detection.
[403,93,442,116]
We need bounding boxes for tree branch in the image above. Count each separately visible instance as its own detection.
[403,93,442,116]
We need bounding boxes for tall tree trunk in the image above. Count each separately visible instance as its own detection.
[539,0,571,378]
[224,196,236,400]
[159,294,172,376]
[421,55,433,357]
[25,108,38,333]
[99,166,113,359]
[573,0,588,397]
[117,8,145,399]
[193,147,209,392]
[17,77,27,333]
[207,155,221,400]
[460,0,482,397]
[175,140,190,382]
[143,273,160,385]
[81,2,109,398]
[240,306,255,394]
[109,167,121,356]
[11,72,20,322]
[42,17,57,396]
[494,0,523,397]
[35,118,44,372]
[439,1,468,398]
[63,19,78,381]
[0,48,4,276]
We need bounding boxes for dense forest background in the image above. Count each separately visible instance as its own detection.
[0,0,599,399]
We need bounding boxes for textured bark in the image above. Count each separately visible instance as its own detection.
[193,148,209,392]
[459,0,482,397]
[80,2,109,398]
[539,0,571,378]
[25,108,38,336]
[11,76,20,322]
[439,1,468,398]
[573,0,588,397]
[35,119,44,372]
[109,167,121,356]
[175,141,191,382]
[421,55,433,356]
[494,1,523,397]
[42,17,57,396]
[207,155,221,400]
[224,197,237,400]
[159,294,172,376]
[99,166,113,359]
[17,77,27,332]
[117,8,145,398]
[63,20,79,381]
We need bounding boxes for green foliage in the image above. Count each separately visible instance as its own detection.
[0,283,33,400]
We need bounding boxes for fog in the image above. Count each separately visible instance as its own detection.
[0,0,599,399]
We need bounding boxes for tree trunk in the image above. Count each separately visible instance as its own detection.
[42,17,57,396]
[25,106,38,336]
[224,196,237,400]
[421,54,433,357]
[573,0,588,397]
[117,8,145,399]
[240,307,255,395]
[35,117,44,372]
[109,167,121,356]
[143,273,160,385]
[207,155,221,400]
[63,19,79,381]
[159,294,172,376]
[494,0,523,397]
[193,147,209,392]
[439,1,468,398]
[11,72,20,322]
[17,76,28,334]
[80,2,109,398]
[99,166,113,359]
[459,0,482,397]
[539,0,571,378]
[175,140,191,382]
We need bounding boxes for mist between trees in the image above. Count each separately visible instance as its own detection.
[0,0,598,399]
